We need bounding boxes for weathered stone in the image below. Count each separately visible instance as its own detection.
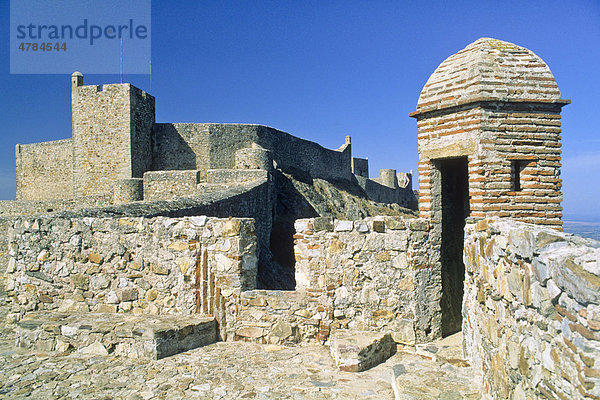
[328,238,346,255]
[167,241,189,251]
[145,289,158,301]
[58,299,88,313]
[374,251,390,262]
[119,288,138,302]
[150,263,170,275]
[88,252,103,264]
[106,290,119,304]
[71,274,89,290]
[507,269,523,302]
[97,304,117,313]
[270,320,293,340]
[313,217,333,232]
[334,220,353,232]
[388,319,415,345]
[237,327,264,339]
[79,341,109,356]
[330,330,395,372]
[372,220,385,233]
[248,297,267,307]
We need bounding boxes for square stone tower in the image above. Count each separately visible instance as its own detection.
[71,72,155,198]
[411,38,569,229]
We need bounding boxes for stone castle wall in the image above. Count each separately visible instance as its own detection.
[0,196,111,217]
[5,216,258,329]
[10,78,415,215]
[293,217,441,342]
[152,123,353,183]
[151,123,211,179]
[143,170,201,201]
[463,218,600,399]
[224,217,441,345]
[15,139,73,201]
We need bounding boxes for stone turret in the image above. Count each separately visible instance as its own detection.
[71,73,155,198]
[411,38,569,228]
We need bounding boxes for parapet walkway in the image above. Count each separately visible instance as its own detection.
[0,306,484,399]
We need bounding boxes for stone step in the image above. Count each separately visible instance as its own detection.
[329,330,396,372]
[15,312,217,360]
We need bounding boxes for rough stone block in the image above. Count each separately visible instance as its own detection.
[388,319,416,346]
[15,312,217,360]
[329,330,396,372]
[334,220,353,232]
[313,217,333,232]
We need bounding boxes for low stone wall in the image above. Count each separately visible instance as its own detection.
[0,195,111,217]
[463,218,600,399]
[5,216,258,334]
[231,290,327,344]
[0,217,10,295]
[143,170,201,201]
[225,217,441,345]
[294,217,440,342]
[354,175,418,210]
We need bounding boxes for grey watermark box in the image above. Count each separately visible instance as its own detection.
[10,0,151,74]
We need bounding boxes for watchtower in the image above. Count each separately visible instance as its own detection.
[71,72,155,198]
[411,38,569,228]
[410,38,569,336]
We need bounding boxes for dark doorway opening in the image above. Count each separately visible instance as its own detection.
[438,157,469,337]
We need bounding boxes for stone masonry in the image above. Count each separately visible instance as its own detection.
[463,218,600,399]
[1,37,598,400]
[411,38,569,228]
[10,74,415,212]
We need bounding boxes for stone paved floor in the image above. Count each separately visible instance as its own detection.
[0,306,483,399]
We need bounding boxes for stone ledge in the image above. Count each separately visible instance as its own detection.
[15,312,217,360]
[207,169,268,185]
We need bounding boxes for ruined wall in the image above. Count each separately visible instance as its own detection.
[15,139,73,201]
[224,216,441,344]
[463,218,600,399]
[5,216,257,329]
[72,84,154,197]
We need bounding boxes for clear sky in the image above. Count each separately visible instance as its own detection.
[1,0,599,221]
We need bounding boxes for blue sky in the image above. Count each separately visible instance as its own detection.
[1,0,599,221]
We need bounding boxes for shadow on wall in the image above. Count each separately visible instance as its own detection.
[151,124,198,171]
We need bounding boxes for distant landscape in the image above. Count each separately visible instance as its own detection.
[563,220,600,241]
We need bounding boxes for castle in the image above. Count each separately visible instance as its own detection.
[2,38,599,400]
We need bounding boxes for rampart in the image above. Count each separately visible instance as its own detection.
[5,214,441,346]
[222,216,440,344]
[5,215,257,341]
[15,139,73,201]
[463,218,600,399]
[152,123,353,183]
